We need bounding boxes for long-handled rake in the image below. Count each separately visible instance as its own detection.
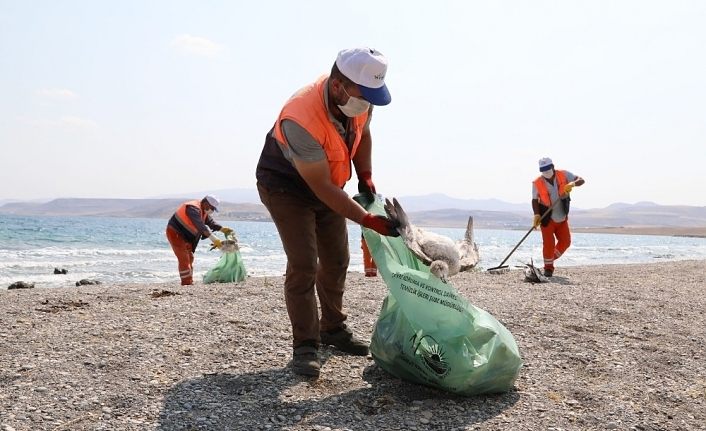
[487,198,561,273]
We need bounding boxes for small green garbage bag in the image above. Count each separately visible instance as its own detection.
[203,235,247,284]
[357,194,522,395]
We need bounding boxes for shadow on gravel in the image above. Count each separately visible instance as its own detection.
[156,361,520,430]
[547,275,574,286]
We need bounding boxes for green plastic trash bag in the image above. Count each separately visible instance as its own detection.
[356,193,522,396]
[203,234,247,284]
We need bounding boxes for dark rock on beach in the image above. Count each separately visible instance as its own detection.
[53,267,68,274]
[7,281,35,290]
[75,279,101,286]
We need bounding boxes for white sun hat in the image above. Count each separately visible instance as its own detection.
[336,47,391,106]
[538,157,554,172]
[204,195,220,212]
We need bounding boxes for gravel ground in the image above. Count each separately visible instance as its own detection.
[1,260,705,431]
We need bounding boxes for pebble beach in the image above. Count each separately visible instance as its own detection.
[1,259,705,431]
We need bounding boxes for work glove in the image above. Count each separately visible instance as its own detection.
[357,171,376,195]
[211,238,222,249]
[533,214,541,229]
[563,182,575,195]
[220,227,233,235]
[361,213,400,237]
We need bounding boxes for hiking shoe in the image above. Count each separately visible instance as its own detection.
[291,345,320,377]
[320,324,369,356]
[544,269,554,277]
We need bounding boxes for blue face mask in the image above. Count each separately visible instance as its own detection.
[337,86,370,117]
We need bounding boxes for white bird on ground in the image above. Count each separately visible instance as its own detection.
[384,197,479,283]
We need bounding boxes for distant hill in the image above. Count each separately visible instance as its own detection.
[0,198,50,205]
[152,188,261,204]
[570,204,706,228]
[0,199,184,218]
[0,198,271,221]
[395,208,527,229]
[395,193,528,212]
[154,189,529,211]
[601,201,660,211]
[1,194,705,232]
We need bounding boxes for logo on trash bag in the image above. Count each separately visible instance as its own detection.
[411,334,450,377]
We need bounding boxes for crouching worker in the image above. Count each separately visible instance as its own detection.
[255,47,400,378]
[166,195,234,285]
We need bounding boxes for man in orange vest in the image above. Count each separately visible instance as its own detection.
[255,47,400,378]
[532,157,585,277]
[166,195,234,286]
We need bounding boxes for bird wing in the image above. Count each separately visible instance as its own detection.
[383,197,411,230]
[458,216,480,271]
[404,228,435,265]
[384,197,433,265]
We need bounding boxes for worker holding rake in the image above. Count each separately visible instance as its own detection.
[532,157,585,277]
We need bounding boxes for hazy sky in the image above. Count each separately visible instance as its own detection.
[1,1,705,208]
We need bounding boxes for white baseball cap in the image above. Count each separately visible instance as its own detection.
[538,157,554,172]
[204,195,220,212]
[335,47,391,106]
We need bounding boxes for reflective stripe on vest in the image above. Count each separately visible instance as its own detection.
[273,75,369,188]
[174,200,206,237]
[533,170,568,207]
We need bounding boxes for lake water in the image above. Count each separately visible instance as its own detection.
[1,214,705,288]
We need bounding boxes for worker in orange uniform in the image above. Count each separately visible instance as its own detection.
[166,195,233,285]
[532,157,585,277]
[361,235,377,277]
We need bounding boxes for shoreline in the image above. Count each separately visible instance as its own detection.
[6,256,704,291]
[3,211,705,239]
[408,223,706,238]
[571,226,706,238]
[1,260,705,430]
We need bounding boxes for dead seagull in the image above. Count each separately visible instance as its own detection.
[524,258,548,283]
[384,197,479,283]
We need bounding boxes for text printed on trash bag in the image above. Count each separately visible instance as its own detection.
[391,273,465,313]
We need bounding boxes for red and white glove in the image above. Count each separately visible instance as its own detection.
[361,213,400,237]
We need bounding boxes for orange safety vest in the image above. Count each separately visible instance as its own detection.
[174,200,207,237]
[272,75,369,188]
[533,170,569,207]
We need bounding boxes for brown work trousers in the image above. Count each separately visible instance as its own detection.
[257,183,349,348]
